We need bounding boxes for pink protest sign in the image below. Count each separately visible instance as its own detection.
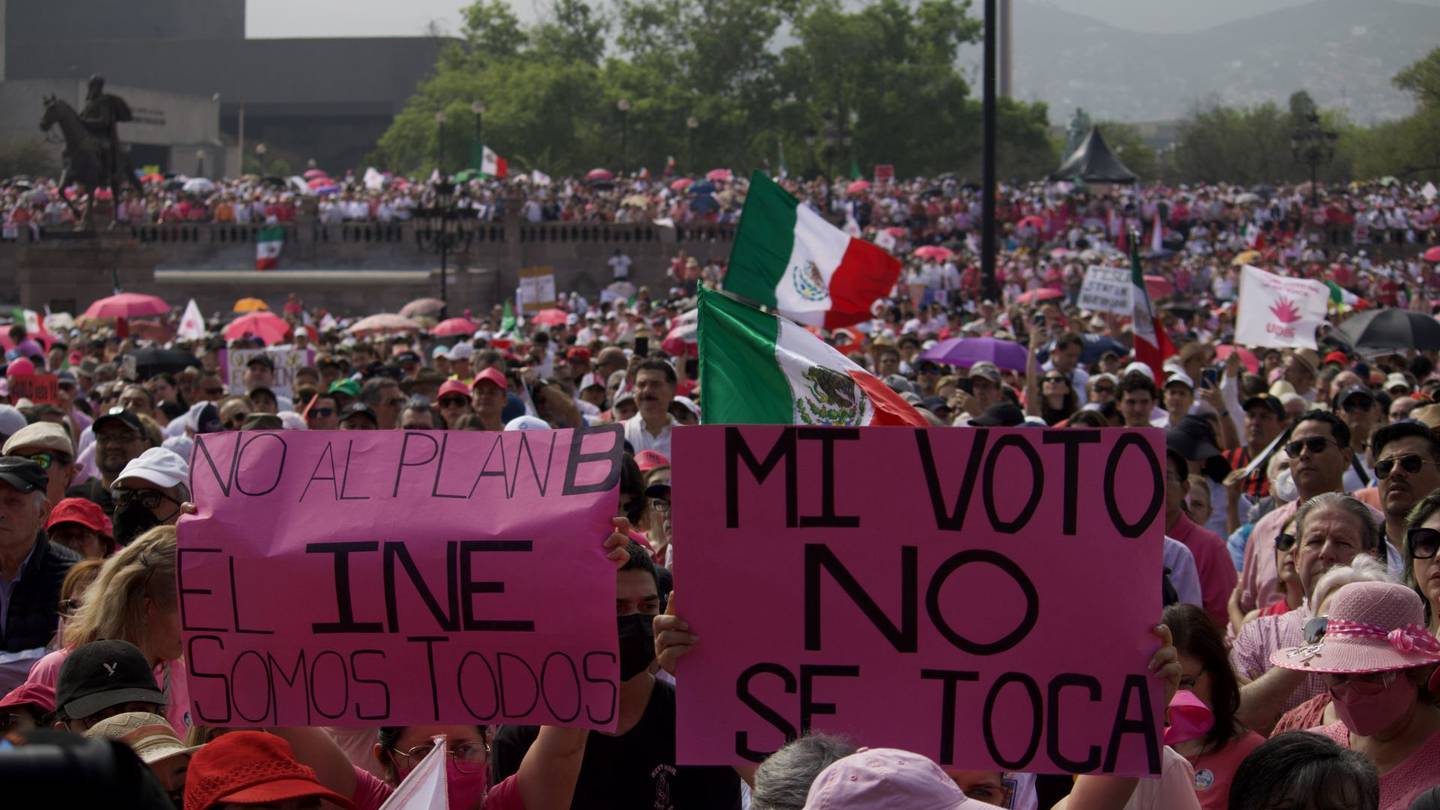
[673,426,1166,777]
[177,426,624,730]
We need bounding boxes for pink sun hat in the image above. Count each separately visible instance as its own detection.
[802,748,995,810]
[1271,581,1440,675]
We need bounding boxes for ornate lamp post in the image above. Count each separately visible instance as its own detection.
[434,110,448,174]
[416,180,462,321]
[686,116,699,174]
[1291,111,1338,209]
[471,101,486,171]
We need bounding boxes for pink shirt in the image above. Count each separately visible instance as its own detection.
[1186,731,1265,810]
[1314,721,1440,810]
[1238,502,1296,614]
[27,647,192,735]
[1170,514,1238,629]
[1229,605,1327,716]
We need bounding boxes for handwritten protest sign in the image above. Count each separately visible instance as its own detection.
[219,346,315,398]
[9,373,60,405]
[674,426,1165,777]
[1078,266,1133,315]
[176,426,625,729]
[518,266,558,314]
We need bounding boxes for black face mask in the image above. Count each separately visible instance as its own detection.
[617,613,656,680]
[111,500,161,546]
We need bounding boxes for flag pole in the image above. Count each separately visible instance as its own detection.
[980,0,999,303]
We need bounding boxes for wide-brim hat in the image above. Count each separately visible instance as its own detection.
[1271,581,1440,675]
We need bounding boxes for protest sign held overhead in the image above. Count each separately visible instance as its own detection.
[8,372,59,405]
[1234,264,1329,350]
[176,427,625,730]
[219,346,316,398]
[518,266,558,314]
[1077,266,1133,316]
[673,425,1166,777]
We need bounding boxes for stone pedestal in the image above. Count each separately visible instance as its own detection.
[17,231,158,313]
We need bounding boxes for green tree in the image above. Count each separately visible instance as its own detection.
[1393,46,1440,109]
[0,139,60,178]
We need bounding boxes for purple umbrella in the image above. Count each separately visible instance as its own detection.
[919,337,1028,371]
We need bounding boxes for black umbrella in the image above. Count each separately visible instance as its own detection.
[125,348,202,379]
[1079,334,1126,366]
[1337,308,1440,352]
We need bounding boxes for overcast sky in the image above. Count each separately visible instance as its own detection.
[245,0,1440,38]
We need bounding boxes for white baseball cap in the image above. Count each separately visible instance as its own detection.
[113,447,190,490]
[1164,371,1195,391]
[447,343,475,362]
[1123,361,1155,381]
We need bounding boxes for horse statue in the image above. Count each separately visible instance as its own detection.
[39,94,141,227]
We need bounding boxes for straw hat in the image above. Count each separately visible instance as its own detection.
[85,712,200,766]
[1271,582,1440,674]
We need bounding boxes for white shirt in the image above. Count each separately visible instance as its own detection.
[608,253,633,280]
[623,413,676,458]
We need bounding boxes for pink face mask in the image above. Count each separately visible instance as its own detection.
[1329,673,1414,737]
[445,755,490,810]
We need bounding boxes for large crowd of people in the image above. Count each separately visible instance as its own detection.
[2,164,1440,809]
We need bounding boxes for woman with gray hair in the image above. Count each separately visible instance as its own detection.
[1232,492,1386,734]
[751,734,857,810]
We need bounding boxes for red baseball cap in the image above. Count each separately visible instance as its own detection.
[185,731,355,810]
[634,450,670,473]
[437,379,470,400]
[471,367,507,391]
[45,497,112,537]
[0,682,55,714]
[567,346,592,362]
[1323,351,1348,367]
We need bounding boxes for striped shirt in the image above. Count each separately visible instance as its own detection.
[1223,446,1269,500]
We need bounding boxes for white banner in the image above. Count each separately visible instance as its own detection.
[220,346,316,398]
[1078,265,1133,315]
[177,299,206,341]
[1234,265,1329,350]
[518,266,558,314]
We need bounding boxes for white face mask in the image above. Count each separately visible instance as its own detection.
[1272,469,1298,502]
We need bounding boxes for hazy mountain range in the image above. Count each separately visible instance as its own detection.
[1000,0,1440,123]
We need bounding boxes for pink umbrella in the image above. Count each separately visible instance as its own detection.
[1017,215,1046,230]
[706,168,733,182]
[532,308,570,327]
[913,245,955,261]
[306,177,331,189]
[1424,246,1440,262]
[303,168,328,180]
[846,180,871,194]
[1144,275,1175,301]
[223,312,292,346]
[1215,345,1259,375]
[1015,287,1064,305]
[884,226,908,237]
[347,313,422,336]
[82,293,170,320]
[585,168,614,182]
[431,317,478,337]
[669,178,694,192]
[399,297,446,318]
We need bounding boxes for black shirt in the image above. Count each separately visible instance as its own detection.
[491,678,740,810]
[1,534,78,653]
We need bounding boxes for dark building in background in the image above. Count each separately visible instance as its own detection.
[1,0,448,173]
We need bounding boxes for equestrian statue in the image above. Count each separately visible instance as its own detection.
[39,74,143,227]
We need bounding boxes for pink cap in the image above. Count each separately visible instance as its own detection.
[0,682,56,714]
[436,379,470,400]
[802,748,989,810]
[634,450,670,473]
[5,358,35,378]
[471,367,507,391]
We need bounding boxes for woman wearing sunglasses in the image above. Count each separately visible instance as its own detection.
[1269,581,1440,810]
[1403,490,1440,635]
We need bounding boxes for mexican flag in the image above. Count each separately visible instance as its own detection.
[698,289,926,426]
[481,146,508,179]
[723,171,900,329]
[1326,280,1367,313]
[1130,238,1174,381]
[11,308,48,339]
[255,225,284,270]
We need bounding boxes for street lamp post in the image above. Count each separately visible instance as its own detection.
[195,148,206,179]
[1291,111,1338,210]
[617,99,631,173]
[686,116,699,174]
[471,101,486,171]
[417,180,462,321]
[253,143,267,175]
[435,110,448,175]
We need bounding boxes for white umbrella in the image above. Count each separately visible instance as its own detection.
[182,177,216,195]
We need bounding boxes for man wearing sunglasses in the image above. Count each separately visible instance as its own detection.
[3,423,79,521]
[109,447,190,547]
[1332,386,1378,489]
[1238,411,1382,618]
[1368,421,1440,570]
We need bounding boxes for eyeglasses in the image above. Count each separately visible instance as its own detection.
[1043,376,1067,384]
[1276,532,1298,553]
[1327,670,1397,698]
[1093,385,1115,394]
[384,397,408,408]
[1340,398,1374,413]
[1302,615,1327,645]
[438,397,469,408]
[309,407,335,418]
[112,489,180,512]
[1376,454,1437,480]
[19,451,71,470]
[96,430,142,444]
[1408,527,1440,560]
[391,741,489,774]
[1285,436,1339,457]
